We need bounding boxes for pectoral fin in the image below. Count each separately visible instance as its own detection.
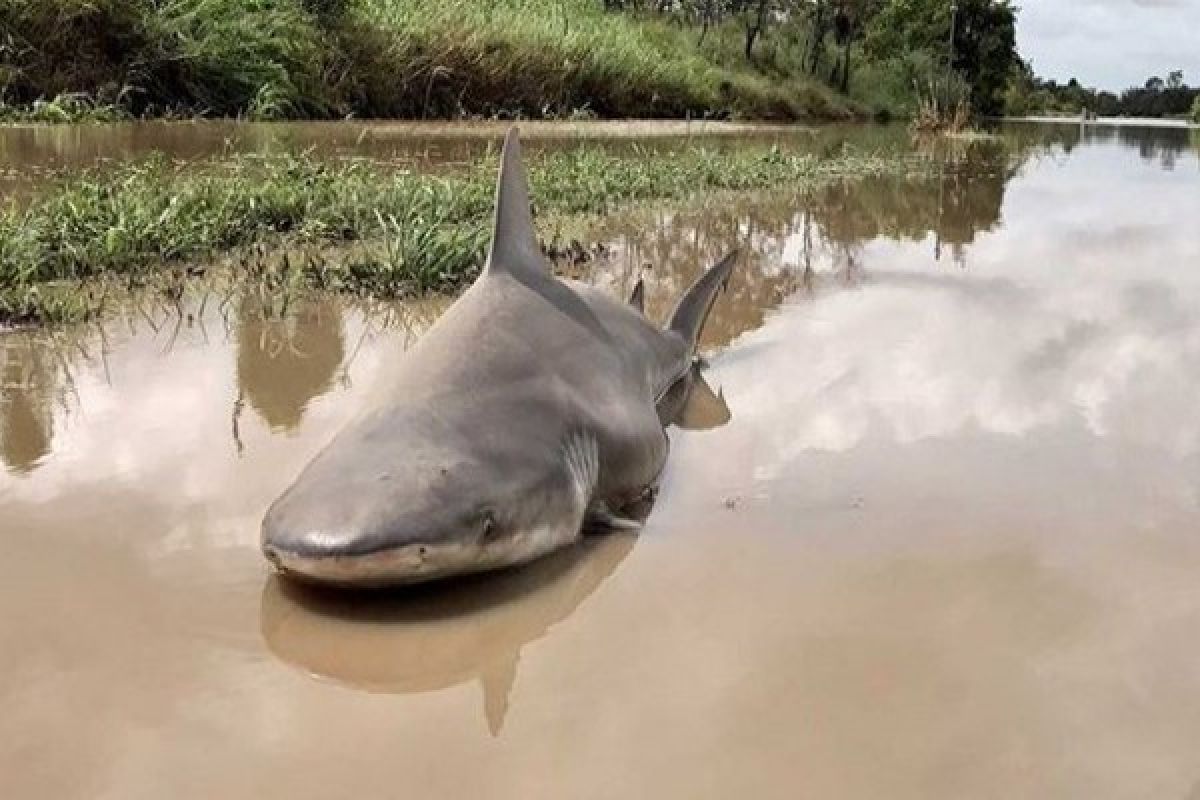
[584,504,644,533]
[656,362,732,431]
[677,371,731,431]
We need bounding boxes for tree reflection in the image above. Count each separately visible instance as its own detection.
[0,336,65,475]
[580,135,1021,346]
[581,192,808,350]
[1002,121,1200,171]
[7,121,1191,470]
[235,297,347,433]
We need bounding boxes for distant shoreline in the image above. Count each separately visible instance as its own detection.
[1002,116,1199,129]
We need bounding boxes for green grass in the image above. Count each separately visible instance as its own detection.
[0,143,924,326]
[0,0,856,123]
[360,0,852,120]
[0,93,132,124]
[0,0,338,119]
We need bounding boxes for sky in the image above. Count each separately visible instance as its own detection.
[1017,0,1200,90]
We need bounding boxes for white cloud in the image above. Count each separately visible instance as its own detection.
[1018,0,1200,89]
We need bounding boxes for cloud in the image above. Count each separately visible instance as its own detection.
[1018,0,1200,89]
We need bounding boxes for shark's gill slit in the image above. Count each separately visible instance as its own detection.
[563,429,600,510]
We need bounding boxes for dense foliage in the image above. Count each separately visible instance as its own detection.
[1006,65,1200,119]
[0,0,1021,122]
[606,1,1020,119]
[0,0,850,121]
[867,0,1016,116]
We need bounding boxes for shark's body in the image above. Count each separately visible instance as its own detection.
[262,129,735,587]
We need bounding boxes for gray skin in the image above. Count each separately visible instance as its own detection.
[261,128,736,587]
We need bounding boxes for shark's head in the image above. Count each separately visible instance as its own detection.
[261,410,600,587]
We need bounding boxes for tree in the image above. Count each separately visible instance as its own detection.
[863,0,1018,115]
[829,0,882,92]
[1025,70,1199,119]
[1003,57,1035,116]
[741,0,773,61]
[951,0,1017,115]
[695,0,724,44]
[807,0,832,75]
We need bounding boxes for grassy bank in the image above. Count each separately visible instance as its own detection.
[0,0,855,123]
[0,143,925,326]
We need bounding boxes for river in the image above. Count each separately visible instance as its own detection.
[3,119,1200,798]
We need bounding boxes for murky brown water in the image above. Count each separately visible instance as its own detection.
[0,118,902,201]
[4,121,1200,798]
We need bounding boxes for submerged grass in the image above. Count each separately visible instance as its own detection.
[0,144,924,326]
[0,0,855,123]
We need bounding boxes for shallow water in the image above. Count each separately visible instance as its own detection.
[3,121,1200,798]
[0,118,900,200]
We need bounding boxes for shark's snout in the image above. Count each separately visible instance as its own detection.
[262,517,581,587]
[261,494,463,586]
[261,457,587,587]
[261,528,453,587]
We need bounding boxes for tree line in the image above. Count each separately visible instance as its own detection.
[1007,66,1200,120]
[599,0,1020,116]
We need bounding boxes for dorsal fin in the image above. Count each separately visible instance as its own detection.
[629,278,645,313]
[668,250,738,353]
[486,128,545,277]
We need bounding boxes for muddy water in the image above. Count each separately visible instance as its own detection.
[0,118,897,200]
[4,121,1200,798]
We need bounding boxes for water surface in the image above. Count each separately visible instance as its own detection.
[0,118,896,200]
[3,121,1200,798]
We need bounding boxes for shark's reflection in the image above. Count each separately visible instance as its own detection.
[261,532,636,735]
[260,366,731,734]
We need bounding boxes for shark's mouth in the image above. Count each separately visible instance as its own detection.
[266,523,583,587]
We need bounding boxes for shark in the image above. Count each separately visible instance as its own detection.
[261,128,736,587]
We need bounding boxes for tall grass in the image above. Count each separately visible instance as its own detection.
[849,49,969,126]
[362,0,849,120]
[0,0,855,122]
[911,69,971,133]
[144,0,334,117]
[0,0,339,118]
[0,143,922,324]
[0,92,131,123]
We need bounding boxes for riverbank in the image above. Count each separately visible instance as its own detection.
[0,142,926,327]
[0,0,856,124]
